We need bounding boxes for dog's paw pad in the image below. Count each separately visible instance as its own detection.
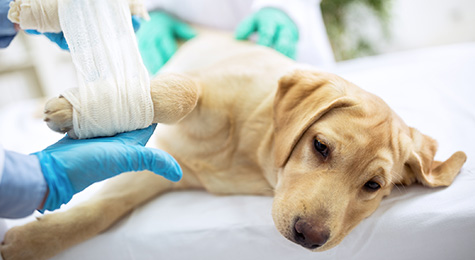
[43,96,74,135]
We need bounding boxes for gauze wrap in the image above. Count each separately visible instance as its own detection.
[8,0,62,32]
[58,0,153,139]
[8,0,149,32]
[56,0,153,139]
[8,0,154,139]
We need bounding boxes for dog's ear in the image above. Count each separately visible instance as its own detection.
[273,70,356,167]
[402,127,467,187]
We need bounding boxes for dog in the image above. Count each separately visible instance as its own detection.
[0,31,467,260]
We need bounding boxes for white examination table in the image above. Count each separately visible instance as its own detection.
[1,42,474,260]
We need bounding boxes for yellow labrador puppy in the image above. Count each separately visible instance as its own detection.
[0,32,466,259]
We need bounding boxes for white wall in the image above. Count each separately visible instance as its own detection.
[383,0,475,52]
[0,33,76,108]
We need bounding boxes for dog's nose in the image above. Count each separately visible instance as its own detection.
[293,218,329,249]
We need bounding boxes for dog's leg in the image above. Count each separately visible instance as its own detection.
[0,168,202,260]
[44,73,200,138]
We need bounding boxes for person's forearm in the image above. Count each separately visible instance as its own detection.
[0,149,47,218]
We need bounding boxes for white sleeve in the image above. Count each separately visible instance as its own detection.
[144,0,255,30]
[0,149,47,218]
[252,0,335,68]
[144,0,164,11]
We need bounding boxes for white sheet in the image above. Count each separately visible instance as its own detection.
[1,42,474,260]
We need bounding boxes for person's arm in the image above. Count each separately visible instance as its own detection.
[136,10,196,75]
[0,124,182,218]
[0,0,17,48]
[235,7,299,59]
[0,148,47,218]
[238,0,335,67]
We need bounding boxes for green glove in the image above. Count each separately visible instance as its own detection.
[136,11,196,75]
[235,8,299,59]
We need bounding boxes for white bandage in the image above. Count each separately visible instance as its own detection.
[58,0,153,139]
[8,0,149,32]
[8,0,62,32]
[128,0,150,20]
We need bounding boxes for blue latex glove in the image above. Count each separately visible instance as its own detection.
[0,0,17,48]
[136,11,196,75]
[25,30,69,50]
[33,124,182,211]
[131,15,142,32]
[235,8,299,59]
[25,15,143,51]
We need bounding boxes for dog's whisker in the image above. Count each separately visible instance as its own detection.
[389,170,407,193]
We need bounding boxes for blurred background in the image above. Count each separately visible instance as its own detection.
[0,0,474,108]
[321,0,475,60]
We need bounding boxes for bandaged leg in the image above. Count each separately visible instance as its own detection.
[8,0,149,32]
[53,0,153,139]
[26,0,197,139]
[44,73,200,139]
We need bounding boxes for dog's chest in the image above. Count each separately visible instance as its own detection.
[156,96,275,195]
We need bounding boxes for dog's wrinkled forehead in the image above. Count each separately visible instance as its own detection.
[313,100,398,176]
[273,69,399,168]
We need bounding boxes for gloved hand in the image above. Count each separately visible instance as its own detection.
[24,30,69,50]
[235,8,298,59]
[136,11,196,75]
[25,15,143,51]
[33,124,182,211]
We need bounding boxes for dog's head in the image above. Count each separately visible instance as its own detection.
[271,70,467,251]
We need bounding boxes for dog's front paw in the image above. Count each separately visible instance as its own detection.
[43,96,77,138]
[0,223,50,260]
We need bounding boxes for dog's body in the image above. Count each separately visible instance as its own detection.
[0,32,466,260]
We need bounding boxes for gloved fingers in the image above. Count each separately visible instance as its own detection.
[25,30,69,51]
[131,15,142,32]
[256,20,278,47]
[140,48,163,75]
[24,29,42,35]
[122,146,183,182]
[274,28,298,59]
[43,124,157,152]
[139,37,166,75]
[235,15,257,40]
[113,124,157,146]
[43,32,69,51]
[173,21,197,40]
[158,34,178,64]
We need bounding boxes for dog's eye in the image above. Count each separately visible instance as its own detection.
[314,138,329,158]
[364,181,381,192]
